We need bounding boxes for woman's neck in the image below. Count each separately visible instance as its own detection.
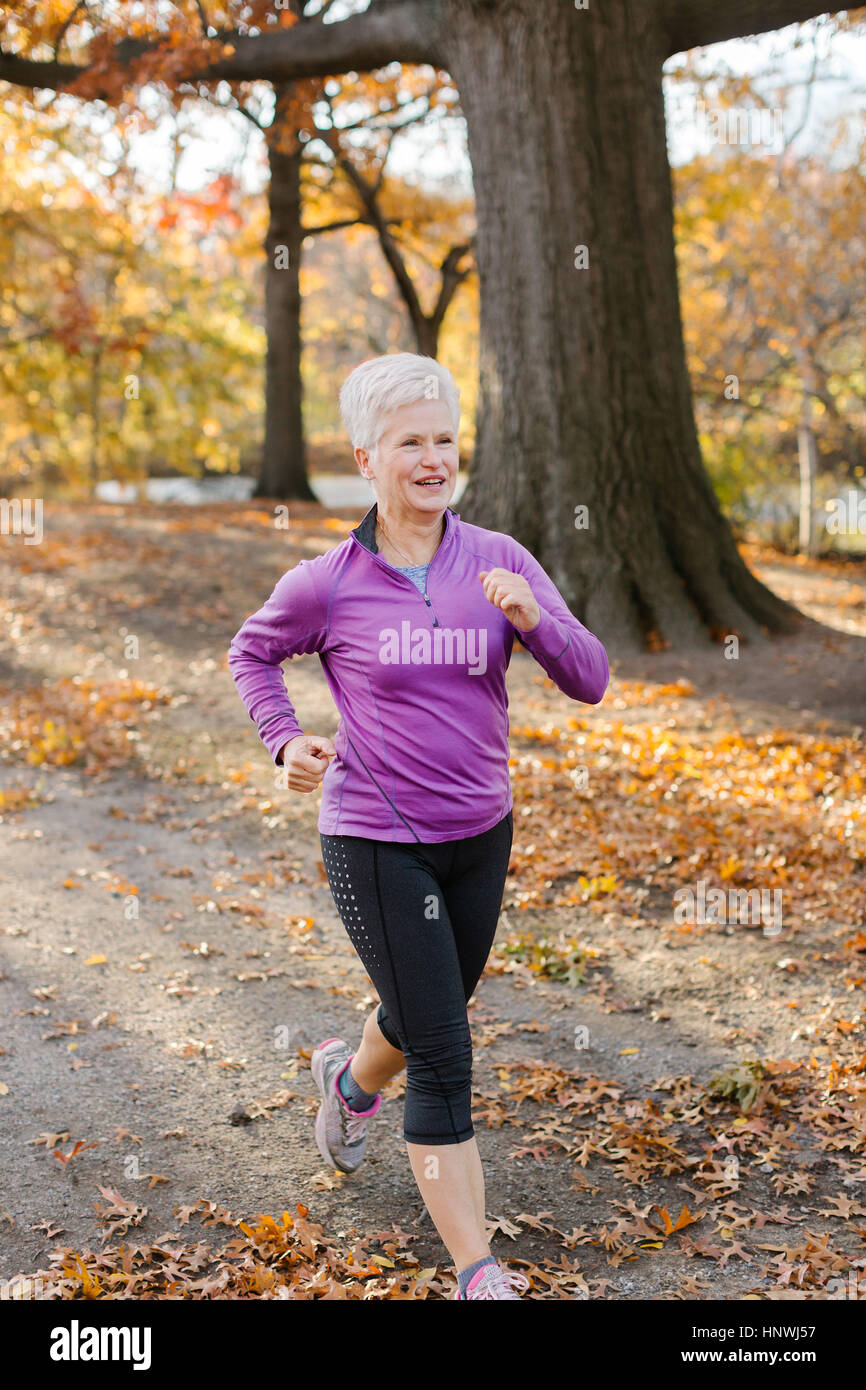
[375,506,445,567]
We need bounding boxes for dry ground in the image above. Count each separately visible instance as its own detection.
[0,502,864,1300]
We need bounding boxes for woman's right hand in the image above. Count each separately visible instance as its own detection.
[278,734,337,792]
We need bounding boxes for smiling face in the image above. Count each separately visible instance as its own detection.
[355,397,459,526]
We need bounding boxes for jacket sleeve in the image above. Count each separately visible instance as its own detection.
[227,559,330,765]
[506,544,609,705]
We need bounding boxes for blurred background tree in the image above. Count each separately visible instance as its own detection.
[0,92,263,495]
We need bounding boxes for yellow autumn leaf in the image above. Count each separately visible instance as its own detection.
[72,1254,102,1299]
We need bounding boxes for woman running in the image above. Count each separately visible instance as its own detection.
[228,352,609,1300]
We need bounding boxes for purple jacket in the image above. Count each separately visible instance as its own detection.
[227,502,608,843]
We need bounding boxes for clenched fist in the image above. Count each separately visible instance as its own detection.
[279,734,336,793]
[479,568,541,632]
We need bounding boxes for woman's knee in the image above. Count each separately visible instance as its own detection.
[404,1030,473,1098]
[373,1003,403,1053]
[402,1031,474,1144]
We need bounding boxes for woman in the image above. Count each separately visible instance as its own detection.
[228,352,608,1300]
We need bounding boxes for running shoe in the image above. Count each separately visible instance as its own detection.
[312,1037,381,1174]
[454,1263,531,1300]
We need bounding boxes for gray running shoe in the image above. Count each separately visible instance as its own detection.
[312,1037,381,1173]
[454,1264,531,1299]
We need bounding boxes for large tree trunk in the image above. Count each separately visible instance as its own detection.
[448,0,801,652]
[256,94,315,501]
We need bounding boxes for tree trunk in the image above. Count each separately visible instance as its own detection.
[798,419,818,556]
[256,97,315,502]
[447,0,801,652]
[794,349,820,556]
[415,318,440,357]
[89,344,102,492]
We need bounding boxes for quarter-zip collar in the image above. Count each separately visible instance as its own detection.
[350,500,459,559]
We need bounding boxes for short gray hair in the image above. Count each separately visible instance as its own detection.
[339,352,460,457]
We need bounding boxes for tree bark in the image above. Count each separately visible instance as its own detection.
[447,0,801,651]
[661,0,836,57]
[257,95,315,502]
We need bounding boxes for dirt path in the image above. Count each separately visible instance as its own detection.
[1,502,865,1300]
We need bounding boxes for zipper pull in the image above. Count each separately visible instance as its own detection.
[423,594,439,627]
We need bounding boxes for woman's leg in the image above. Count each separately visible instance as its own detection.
[347,1008,490,1264]
[406,807,513,1270]
[350,1002,405,1093]
[405,1137,490,1270]
[320,831,491,1267]
[350,1009,490,1259]
[434,812,514,1260]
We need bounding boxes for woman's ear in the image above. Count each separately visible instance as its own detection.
[354,445,371,479]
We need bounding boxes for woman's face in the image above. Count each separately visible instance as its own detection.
[355,397,459,522]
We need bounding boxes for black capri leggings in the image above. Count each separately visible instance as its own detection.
[319,810,513,1145]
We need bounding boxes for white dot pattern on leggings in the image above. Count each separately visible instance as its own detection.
[321,842,381,968]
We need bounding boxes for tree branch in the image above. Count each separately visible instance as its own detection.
[336,146,426,333]
[429,240,474,334]
[53,0,91,60]
[302,215,369,234]
[0,1,444,97]
[235,100,265,130]
[662,1,840,58]
[0,329,57,347]
[0,51,83,89]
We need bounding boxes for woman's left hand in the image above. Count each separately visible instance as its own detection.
[479,568,541,632]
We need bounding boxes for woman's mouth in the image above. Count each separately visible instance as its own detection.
[414,477,446,489]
